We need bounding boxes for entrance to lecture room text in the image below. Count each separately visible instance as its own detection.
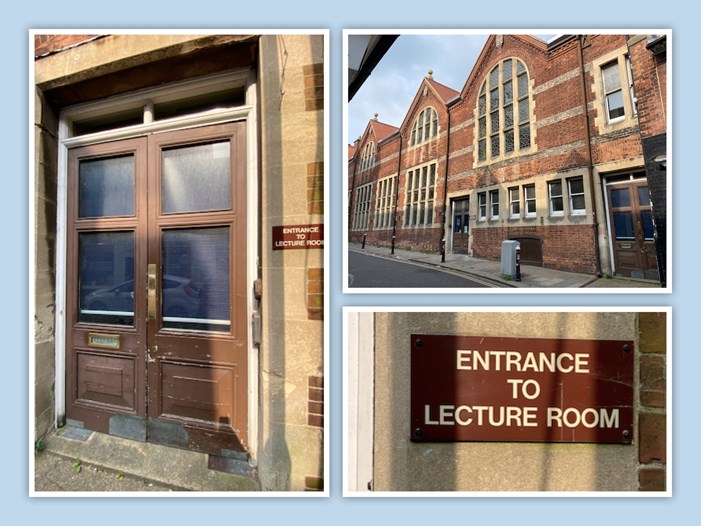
[451,197,470,254]
[64,123,248,456]
[606,174,659,281]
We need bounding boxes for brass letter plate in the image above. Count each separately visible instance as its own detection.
[88,332,120,350]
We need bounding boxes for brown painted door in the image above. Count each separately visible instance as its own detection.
[607,180,659,280]
[452,198,470,254]
[65,122,248,455]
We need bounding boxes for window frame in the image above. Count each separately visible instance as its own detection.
[475,58,532,165]
[477,192,487,222]
[489,189,500,220]
[352,182,373,231]
[567,176,586,216]
[403,163,436,228]
[548,180,564,217]
[524,184,536,218]
[601,60,625,123]
[410,106,439,147]
[508,186,520,219]
[374,175,396,230]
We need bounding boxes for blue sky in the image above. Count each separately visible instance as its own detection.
[348,33,555,144]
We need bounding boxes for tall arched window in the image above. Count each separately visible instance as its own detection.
[476,58,532,163]
[410,107,439,146]
[360,141,375,171]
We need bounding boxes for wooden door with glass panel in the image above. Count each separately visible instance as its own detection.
[607,176,659,281]
[65,122,248,456]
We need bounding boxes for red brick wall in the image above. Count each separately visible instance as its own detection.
[472,224,597,274]
[34,34,99,58]
[637,312,667,491]
[628,37,667,138]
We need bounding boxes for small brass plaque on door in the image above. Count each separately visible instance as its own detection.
[88,332,120,349]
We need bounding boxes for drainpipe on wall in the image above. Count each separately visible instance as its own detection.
[349,139,359,232]
[578,35,603,278]
[391,132,403,254]
[439,104,452,261]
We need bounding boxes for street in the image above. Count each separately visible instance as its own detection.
[348,251,497,288]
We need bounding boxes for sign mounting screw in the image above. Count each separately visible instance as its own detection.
[415,339,423,348]
[415,428,422,436]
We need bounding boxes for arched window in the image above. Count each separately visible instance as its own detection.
[410,107,439,146]
[476,58,532,163]
[360,141,375,172]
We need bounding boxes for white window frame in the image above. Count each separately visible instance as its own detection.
[353,183,373,231]
[524,184,536,218]
[404,163,436,228]
[508,187,520,219]
[626,54,637,116]
[374,175,396,230]
[54,69,260,459]
[567,176,586,216]
[548,180,564,217]
[477,192,487,222]
[489,189,500,220]
[602,60,625,123]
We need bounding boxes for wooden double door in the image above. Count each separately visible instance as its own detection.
[607,176,659,281]
[65,123,249,455]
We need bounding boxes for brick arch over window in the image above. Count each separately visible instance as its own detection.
[360,141,376,171]
[409,106,439,146]
[475,58,533,164]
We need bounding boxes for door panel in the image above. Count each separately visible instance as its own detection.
[147,123,248,455]
[66,123,248,455]
[607,179,659,280]
[452,198,470,254]
[66,138,148,435]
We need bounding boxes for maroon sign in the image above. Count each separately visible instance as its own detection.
[410,334,634,444]
[272,224,324,250]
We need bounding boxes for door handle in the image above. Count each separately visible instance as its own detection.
[147,263,157,320]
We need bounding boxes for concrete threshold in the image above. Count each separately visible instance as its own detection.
[40,428,260,492]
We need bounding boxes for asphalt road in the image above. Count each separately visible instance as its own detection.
[348,251,495,288]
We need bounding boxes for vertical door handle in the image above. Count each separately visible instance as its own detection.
[147,263,157,320]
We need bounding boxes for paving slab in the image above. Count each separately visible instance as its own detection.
[33,429,260,493]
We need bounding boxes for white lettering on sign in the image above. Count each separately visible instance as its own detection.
[456,349,590,374]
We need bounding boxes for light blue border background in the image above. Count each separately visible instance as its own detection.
[11,0,693,523]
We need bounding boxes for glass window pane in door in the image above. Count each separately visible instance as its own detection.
[641,210,655,240]
[79,231,135,325]
[79,155,135,218]
[613,212,635,239]
[610,187,631,208]
[162,141,231,214]
[162,226,230,332]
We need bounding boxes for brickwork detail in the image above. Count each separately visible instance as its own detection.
[306,268,323,321]
[637,312,667,491]
[307,375,323,428]
[303,63,323,111]
[34,34,100,58]
[307,161,323,215]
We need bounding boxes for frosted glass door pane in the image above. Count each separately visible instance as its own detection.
[162,141,231,214]
[79,155,134,218]
[162,227,230,332]
[79,231,135,325]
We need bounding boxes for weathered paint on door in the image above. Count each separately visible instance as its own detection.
[65,122,248,455]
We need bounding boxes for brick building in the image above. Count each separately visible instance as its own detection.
[348,34,668,283]
[33,32,325,491]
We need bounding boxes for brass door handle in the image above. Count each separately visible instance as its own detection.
[147,263,157,320]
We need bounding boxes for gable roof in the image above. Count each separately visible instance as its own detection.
[427,78,459,104]
[370,119,399,142]
[348,144,357,159]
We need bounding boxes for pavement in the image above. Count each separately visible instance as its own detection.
[33,427,260,493]
[349,243,661,289]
